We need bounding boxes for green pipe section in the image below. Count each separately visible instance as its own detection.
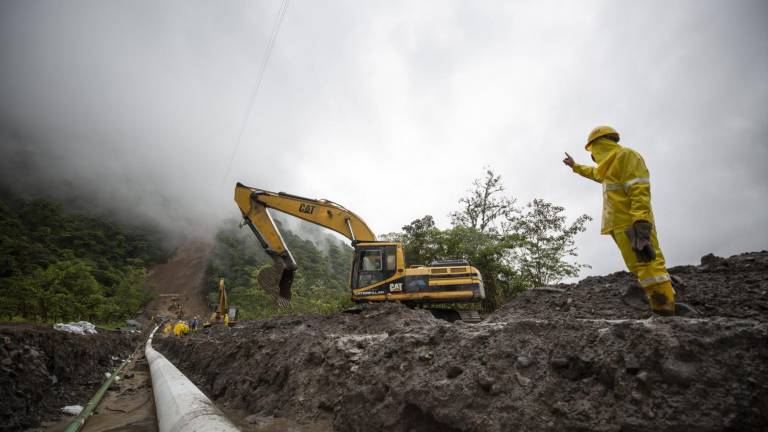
[63,334,145,432]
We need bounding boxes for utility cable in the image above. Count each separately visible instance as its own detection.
[223,0,290,182]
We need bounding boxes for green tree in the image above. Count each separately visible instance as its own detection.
[394,168,591,310]
[504,199,591,287]
[35,260,101,321]
[0,276,35,320]
[0,192,166,323]
[383,215,446,266]
[325,240,353,289]
[110,268,152,320]
[445,170,520,308]
[450,168,517,233]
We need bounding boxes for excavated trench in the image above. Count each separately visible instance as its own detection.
[0,325,139,431]
[157,251,768,431]
[0,240,213,431]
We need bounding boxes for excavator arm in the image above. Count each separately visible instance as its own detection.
[234,183,376,305]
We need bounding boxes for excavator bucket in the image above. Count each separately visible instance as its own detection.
[257,261,294,308]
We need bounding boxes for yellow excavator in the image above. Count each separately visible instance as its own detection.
[234,183,485,319]
[205,278,237,327]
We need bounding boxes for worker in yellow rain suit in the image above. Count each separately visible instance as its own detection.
[563,126,675,315]
[173,320,190,337]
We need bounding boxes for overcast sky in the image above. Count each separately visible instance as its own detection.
[1,0,766,279]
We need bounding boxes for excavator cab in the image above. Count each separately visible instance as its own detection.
[351,244,400,289]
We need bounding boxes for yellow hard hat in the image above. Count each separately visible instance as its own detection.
[585,125,619,150]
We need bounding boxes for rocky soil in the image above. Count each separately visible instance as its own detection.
[493,251,768,323]
[0,324,139,431]
[158,251,768,431]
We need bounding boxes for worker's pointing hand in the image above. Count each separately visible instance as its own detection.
[563,152,575,168]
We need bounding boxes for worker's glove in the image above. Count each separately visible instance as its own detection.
[624,220,656,263]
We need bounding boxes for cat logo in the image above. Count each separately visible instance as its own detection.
[299,203,316,215]
[389,282,403,292]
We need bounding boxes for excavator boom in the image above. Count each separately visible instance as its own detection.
[234,183,376,304]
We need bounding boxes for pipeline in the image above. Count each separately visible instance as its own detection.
[146,325,240,432]
[63,341,136,432]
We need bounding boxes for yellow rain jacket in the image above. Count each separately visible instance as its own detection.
[173,321,189,337]
[571,137,673,314]
[572,137,654,235]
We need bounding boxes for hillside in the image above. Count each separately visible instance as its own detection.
[204,218,355,319]
[0,193,167,324]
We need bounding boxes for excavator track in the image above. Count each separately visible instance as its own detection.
[457,309,483,323]
[425,307,484,323]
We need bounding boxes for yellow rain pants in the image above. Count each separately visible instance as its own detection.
[573,137,674,315]
[611,229,674,315]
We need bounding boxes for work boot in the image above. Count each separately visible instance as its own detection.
[644,281,675,316]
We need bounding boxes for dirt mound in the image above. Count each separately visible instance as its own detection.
[0,324,139,431]
[490,251,768,323]
[145,239,212,320]
[156,252,768,431]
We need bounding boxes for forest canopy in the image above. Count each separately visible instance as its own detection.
[0,192,167,323]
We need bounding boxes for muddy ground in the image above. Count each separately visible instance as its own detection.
[143,239,212,321]
[0,324,139,431]
[77,347,158,432]
[492,251,768,323]
[158,251,768,431]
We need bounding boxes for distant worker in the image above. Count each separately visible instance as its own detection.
[223,313,229,327]
[191,316,199,331]
[173,320,190,337]
[563,126,676,316]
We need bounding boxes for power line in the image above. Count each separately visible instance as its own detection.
[223,0,290,182]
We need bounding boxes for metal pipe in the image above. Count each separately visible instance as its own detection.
[145,326,240,432]
[63,345,133,432]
